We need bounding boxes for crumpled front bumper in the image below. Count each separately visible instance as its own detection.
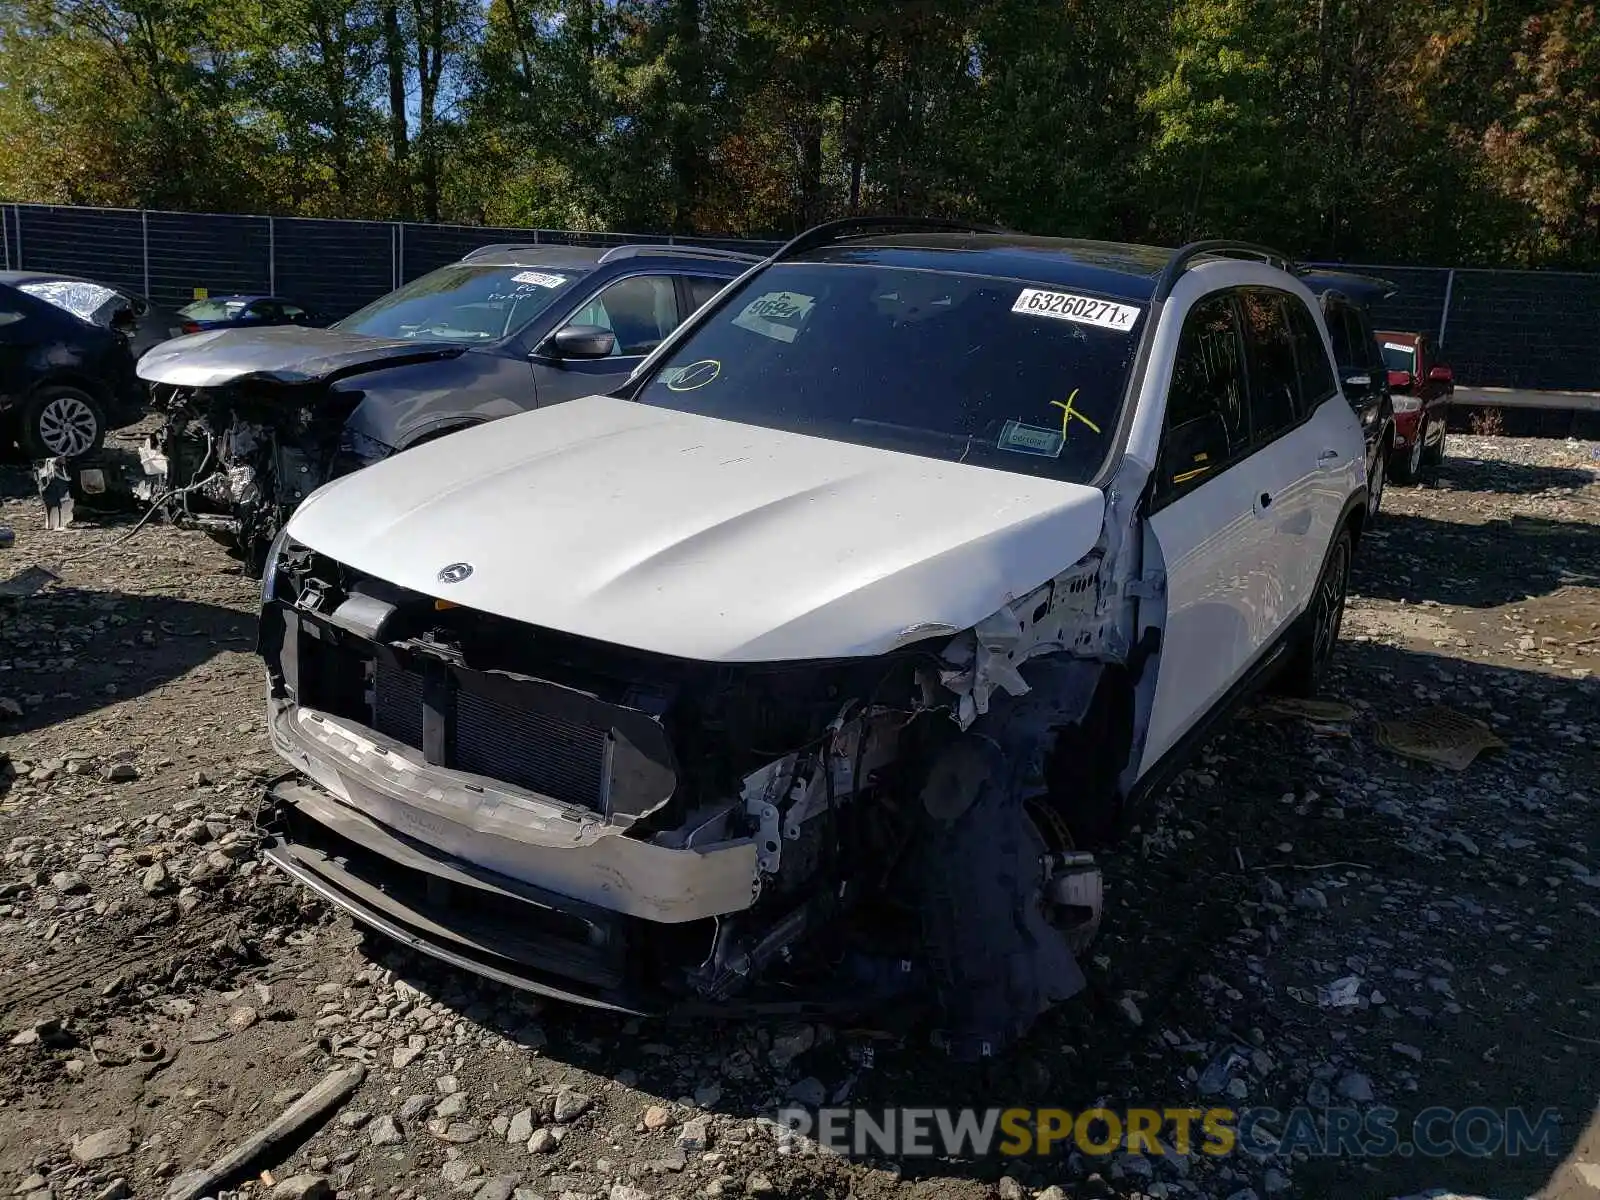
[262,699,764,1009]
[261,777,660,1012]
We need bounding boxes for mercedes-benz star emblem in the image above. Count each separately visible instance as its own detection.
[437,562,473,584]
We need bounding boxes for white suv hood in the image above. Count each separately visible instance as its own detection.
[286,396,1107,661]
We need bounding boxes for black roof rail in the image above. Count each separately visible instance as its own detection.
[770,216,1010,262]
[595,244,762,265]
[1153,239,1292,301]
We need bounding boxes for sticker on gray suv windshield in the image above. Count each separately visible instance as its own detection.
[1012,288,1140,332]
[732,291,815,343]
[511,271,568,288]
[997,419,1065,458]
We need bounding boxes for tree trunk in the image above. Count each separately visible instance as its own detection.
[668,0,703,234]
[410,0,445,222]
[798,121,824,227]
[383,0,412,217]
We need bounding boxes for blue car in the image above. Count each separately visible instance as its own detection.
[176,294,325,334]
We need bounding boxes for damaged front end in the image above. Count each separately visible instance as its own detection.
[138,382,369,570]
[257,524,1145,1056]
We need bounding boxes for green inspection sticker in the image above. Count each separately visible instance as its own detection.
[998,419,1065,458]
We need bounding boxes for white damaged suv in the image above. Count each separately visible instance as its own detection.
[256,219,1369,1058]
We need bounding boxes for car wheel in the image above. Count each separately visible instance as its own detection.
[1391,419,1426,485]
[19,385,106,459]
[1422,420,1447,467]
[1281,527,1352,698]
[1365,442,1387,521]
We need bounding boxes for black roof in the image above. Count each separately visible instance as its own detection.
[0,268,122,289]
[796,233,1172,301]
[1296,267,1398,304]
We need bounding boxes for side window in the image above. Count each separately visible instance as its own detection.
[564,275,679,357]
[686,276,728,313]
[1238,289,1302,442]
[1324,300,1357,373]
[280,302,309,322]
[1156,293,1250,502]
[1287,297,1336,407]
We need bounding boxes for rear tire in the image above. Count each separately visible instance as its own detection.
[1421,420,1446,467]
[1390,419,1426,485]
[1280,526,1352,698]
[19,385,106,460]
[1365,440,1388,521]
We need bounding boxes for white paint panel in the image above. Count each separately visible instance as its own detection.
[287,395,1107,662]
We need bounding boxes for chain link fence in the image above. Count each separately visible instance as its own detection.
[2,203,1595,392]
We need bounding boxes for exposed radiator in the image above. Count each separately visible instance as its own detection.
[371,659,608,810]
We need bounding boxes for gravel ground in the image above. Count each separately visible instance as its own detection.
[0,432,1597,1200]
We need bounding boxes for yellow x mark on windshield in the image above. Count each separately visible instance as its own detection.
[1050,389,1102,440]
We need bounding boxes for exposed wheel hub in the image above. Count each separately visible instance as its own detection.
[1043,851,1103,955]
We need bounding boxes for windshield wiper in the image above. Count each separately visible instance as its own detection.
[851,418,976,447]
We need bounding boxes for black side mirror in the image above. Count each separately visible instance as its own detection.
[544,325,616,360]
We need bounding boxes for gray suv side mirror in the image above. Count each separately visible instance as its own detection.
[543,325,617,360]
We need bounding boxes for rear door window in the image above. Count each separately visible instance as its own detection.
[1286,296,1336,408]
[1238,289,1303,443]
[1325,299,1353,370]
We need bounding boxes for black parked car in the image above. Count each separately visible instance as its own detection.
[1297,269,1397,520]
[0,274,148,458]
[0,270,183,360]
[134,242,759,566]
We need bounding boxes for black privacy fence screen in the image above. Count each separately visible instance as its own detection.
[2,203,1596,392]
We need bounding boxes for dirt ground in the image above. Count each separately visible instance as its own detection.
[0,432,1597,1200]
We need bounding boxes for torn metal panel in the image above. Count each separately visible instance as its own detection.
[938,551,1116,726]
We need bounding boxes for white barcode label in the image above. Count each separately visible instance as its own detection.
[1012,288,1141,332]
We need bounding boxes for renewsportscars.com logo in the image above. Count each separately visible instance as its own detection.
[772,1106,1564,1161]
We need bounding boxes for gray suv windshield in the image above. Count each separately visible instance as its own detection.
[634,262,1145,484]
[337,264,583,343]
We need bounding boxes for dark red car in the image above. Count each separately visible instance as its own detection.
[1378,330,1453,483]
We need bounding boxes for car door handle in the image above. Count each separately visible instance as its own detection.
[1317,449,1341,462]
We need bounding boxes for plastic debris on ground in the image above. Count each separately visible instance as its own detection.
[1376,706,1507,771]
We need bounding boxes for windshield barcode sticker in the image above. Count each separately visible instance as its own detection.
[1012,288,1140,332]
[511,271,567,288]
[1383,342,1412,353]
